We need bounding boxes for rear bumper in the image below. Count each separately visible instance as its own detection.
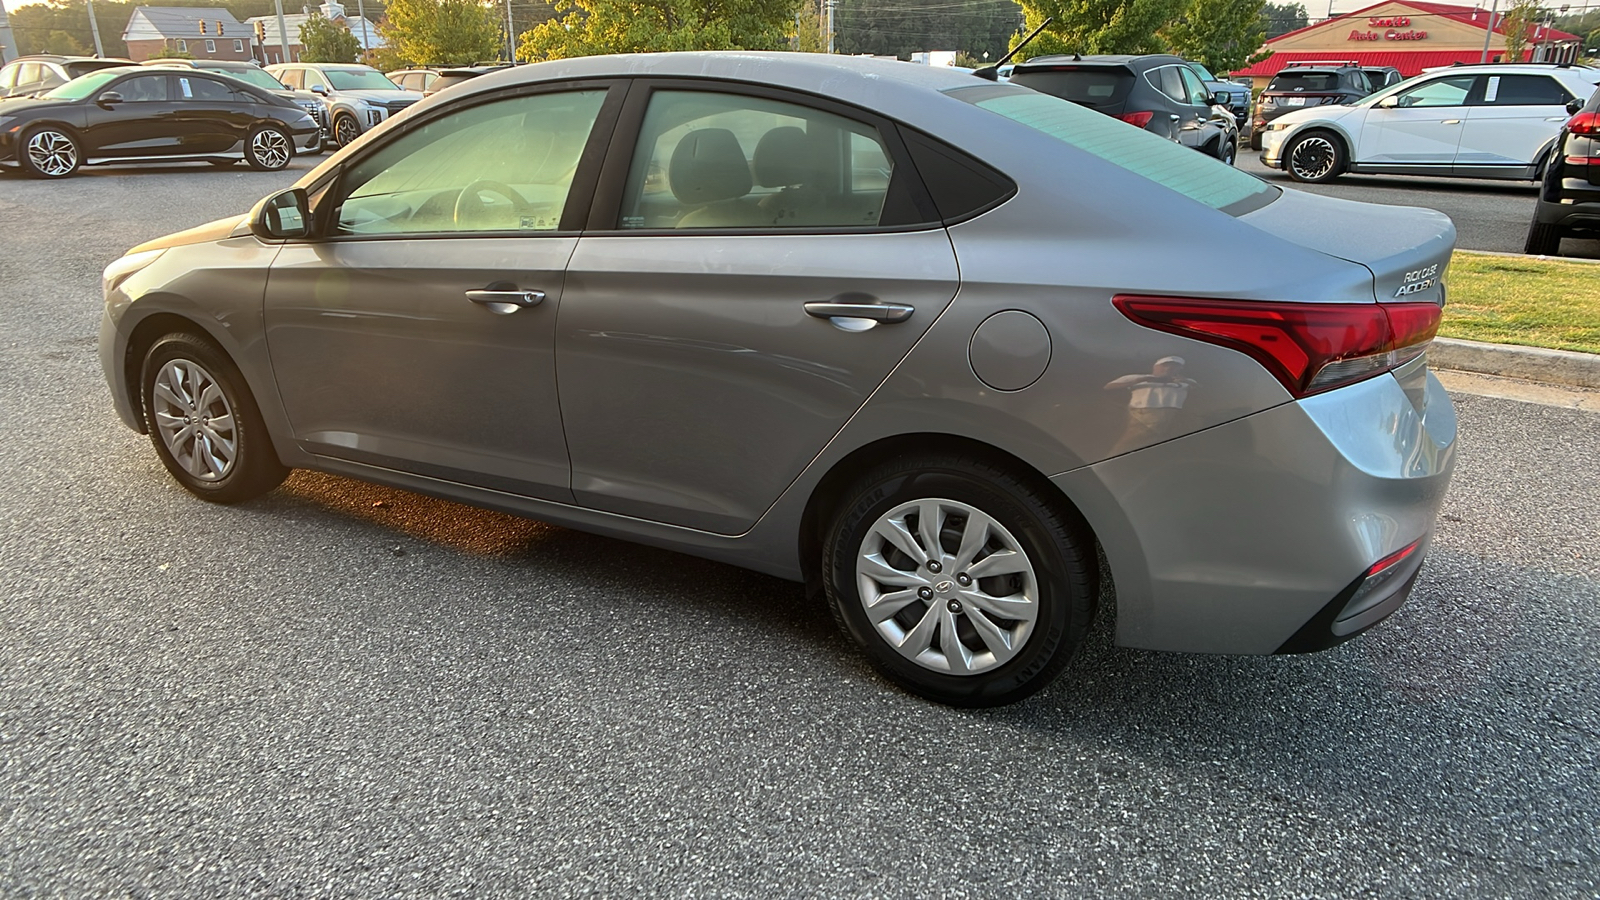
[1533,179,1600,231]
[1054,365,1457,655]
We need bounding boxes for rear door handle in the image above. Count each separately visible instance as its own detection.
[1441,119,1462,125]
[466,286,545,314]
[804,300,914,324]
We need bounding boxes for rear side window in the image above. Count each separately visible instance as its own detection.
[1267,72,1341,93]
[1009,67,1134,109]
[947,83,1277,216]
[1481,74,1570,106]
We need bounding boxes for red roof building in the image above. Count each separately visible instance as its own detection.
[1233,1,1582,87]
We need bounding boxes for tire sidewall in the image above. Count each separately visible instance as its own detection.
[141,333,285,503]
[334,114,361,147]
[824,463,1085,707]
[1286,131,1343,184]
[19,125,80,179]
[246,125,292,171]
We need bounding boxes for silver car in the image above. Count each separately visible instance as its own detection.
[100,53,1458,707]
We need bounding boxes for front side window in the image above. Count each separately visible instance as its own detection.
[620,90,896,230]
[116,75,170,102]
[303,70,327,92]
[1393,75,1476,109]
[1177,66,1210,106]
[332,90,607,236]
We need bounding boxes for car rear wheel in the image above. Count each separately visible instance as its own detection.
[822,453,1096,707]
[245,125,292,171]
[141,333,288,503]
[1524,216,1563,256]
[333,113,361,147]
[20,126,81,178]
[1285,131,1344,183]
[1215,137,1237,166]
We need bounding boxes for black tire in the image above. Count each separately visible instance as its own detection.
[1524,218,1563,256]
[18,125,81,178]
[333,113,361,148]
[1284,130,1345,184]
[141,333,288,503]
[1215,137,1237,166]
[244,124,293,171]
[822,453,1097,707]
[1250,130,1263,151]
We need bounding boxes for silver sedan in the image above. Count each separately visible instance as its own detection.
[100,52,1458,706]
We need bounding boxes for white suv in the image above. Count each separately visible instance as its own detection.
[1261,63,1600,183]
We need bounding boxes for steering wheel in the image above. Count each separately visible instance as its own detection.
[453,179,535,230]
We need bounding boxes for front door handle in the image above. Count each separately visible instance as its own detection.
[467,286,545,314]
[804,300,914,324]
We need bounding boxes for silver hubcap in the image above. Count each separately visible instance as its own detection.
[251,129,290,168]
[26,130,76,176]
[856,498,1039,675]
[1289,136,1336,180]
[335,117,359,145]
[152,359,237,482]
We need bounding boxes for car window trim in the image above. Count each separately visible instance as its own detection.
[298,78,629,243]
[581,76,943,236]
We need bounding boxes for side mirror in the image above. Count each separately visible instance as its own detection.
[310,84,329,96]
[1377,95,1400,109]
[1211,91,1229,106]
[251,188,310,240]
[96,91,123,107]
[1568,98,1586,116]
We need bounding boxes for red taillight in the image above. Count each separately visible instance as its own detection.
[1568,111,1600,135]
[1119,111,1155,128]
[1112,296,1441,397]
[1364,539,1420,579]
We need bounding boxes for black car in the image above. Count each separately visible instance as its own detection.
[1525,86,1600,255]
[1361,66,1404,93]
[1011,54,1240,164]
[1251,61,1375,150]
[0,67,320,178]
[144,58,329,150]
[0,54,135,99]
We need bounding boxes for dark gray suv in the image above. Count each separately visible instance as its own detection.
[1011,54,1240,164]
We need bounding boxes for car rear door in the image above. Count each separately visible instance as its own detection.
[168,73,253,153]
[263,83,622,502]
[1355,74,1479,167]
[1455,73,1576,175]
[556,82,960,534]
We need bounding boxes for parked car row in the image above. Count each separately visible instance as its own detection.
[1252,60,1401,150]
[1526,81,1600,255]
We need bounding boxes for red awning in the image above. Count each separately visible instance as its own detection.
[1233,50,1543,78]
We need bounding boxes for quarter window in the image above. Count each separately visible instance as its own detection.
[1393,75,1476,109]
[332,90,607,236]
[1480,74,1570,106]
[620,90,897,230]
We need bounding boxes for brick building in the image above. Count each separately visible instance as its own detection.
[123,7,254,62]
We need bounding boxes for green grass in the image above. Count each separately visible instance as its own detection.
[1440,252,1600,355]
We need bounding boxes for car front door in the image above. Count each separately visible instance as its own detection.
[79,73,179,159]
[262,84,621,501]
[556,84,961,534]
[1455,74,1576,175]
[1176,65,1221,150]
[1355,74,1479,167]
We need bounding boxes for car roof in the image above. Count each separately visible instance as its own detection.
[1017,54,1183,69]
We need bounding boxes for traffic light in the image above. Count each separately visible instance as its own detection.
[199,19,207,34]
[255,20,266,42]
[216,20,224,34]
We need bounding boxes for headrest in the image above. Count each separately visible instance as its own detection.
[669,128,752,206]
[753,126,822,188]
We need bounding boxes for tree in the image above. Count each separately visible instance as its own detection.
[300,12,363,62]
[1258,1,1305,39]
[790,0,828,52]
[1163,0,1267,73]
[1011,0,1184,59]
[380,0,503,65]
[42,29,91,55]
[1498,0,1540,64]
[517,0,798,59]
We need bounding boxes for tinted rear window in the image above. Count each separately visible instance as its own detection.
[1010,67,1134,108]
[1267,72,1342,93]
[947,84,1277,216]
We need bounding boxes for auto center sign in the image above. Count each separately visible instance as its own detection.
[1350,16,1428,40]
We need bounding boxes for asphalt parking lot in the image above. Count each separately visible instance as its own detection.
[2,161,1598,897]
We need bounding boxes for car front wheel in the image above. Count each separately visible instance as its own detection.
[822,453,1096,707]
[333,113,361,147]
[20,126,81,178]
[1285,131,1344,183]
[141,333,288,503]
[245,125,292,171]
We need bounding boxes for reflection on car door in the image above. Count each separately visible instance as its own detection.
[1175,66,1216,149]
[1455,74,1575,175]
[557,86,961,534]
[169,74,254,153]
[1356,75,1478,167]
[263,87,617,501]
[81,74,180,159]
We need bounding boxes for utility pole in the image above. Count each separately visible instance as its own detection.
[825,0,833,54]
[505,0,515,61]
[86,0,107,57]
[354,0,368,60]
[1479,0,1499,63]
[275,0,292,63]
[0,0,20,65]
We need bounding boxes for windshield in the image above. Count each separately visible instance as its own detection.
[1188,63,1218,83]
[327,69,401,91]
[947,83,1278,216]
[40,69,122,101]
[208,66,286,91]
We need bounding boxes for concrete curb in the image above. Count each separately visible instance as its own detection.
[1430,337,1600,390]
[1458,249,1600,265]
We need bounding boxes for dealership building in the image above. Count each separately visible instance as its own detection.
[1234,0,1584,89]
